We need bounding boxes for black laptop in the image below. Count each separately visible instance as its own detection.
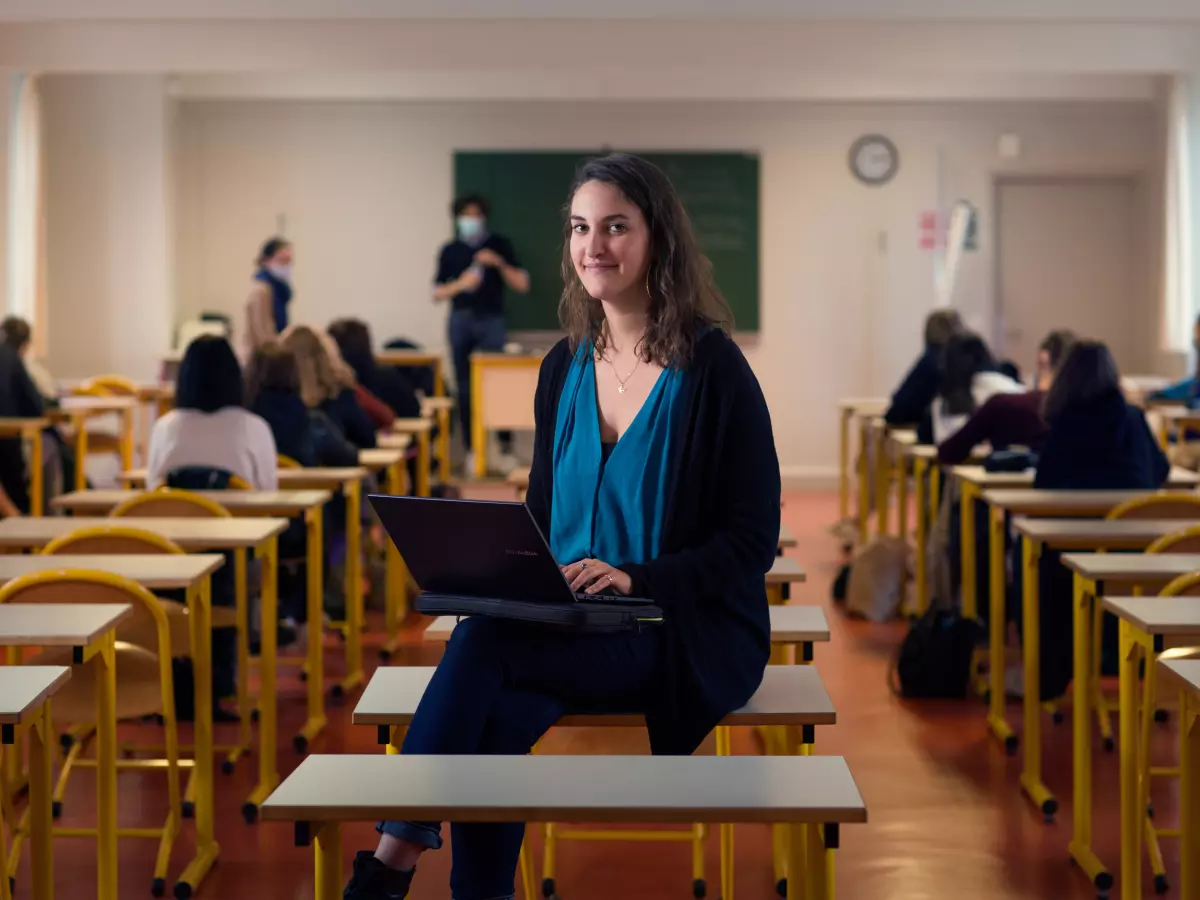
[369,495,664,631]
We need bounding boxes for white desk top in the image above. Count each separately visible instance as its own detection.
[0,667,72,725]
[982,490,1200,516]
[1160,659,1200,696]
[959,466,1199,489]
[1014,518,1200,548]
[0,603,132,647]
[766,556,806,585]
[1061,553,1200,582]
[261,753,867,825]
[0,517,287,550]
[1101,596,1200,635]
[354,664,835,728]
[0,555,222,590]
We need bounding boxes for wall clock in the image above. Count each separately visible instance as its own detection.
[849,134,900,186]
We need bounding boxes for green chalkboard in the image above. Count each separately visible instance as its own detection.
[453,151,760,332]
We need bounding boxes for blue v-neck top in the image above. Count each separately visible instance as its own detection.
[549,345,686,566]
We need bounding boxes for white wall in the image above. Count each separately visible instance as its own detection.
[40,74,173,381]
[0,76,12,317]
[174,98,1161,479]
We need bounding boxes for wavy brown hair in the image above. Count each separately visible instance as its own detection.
[558,153,733,368]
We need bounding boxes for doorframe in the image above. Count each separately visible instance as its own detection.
[990,169,1143,363]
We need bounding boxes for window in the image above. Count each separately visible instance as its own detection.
[6,74,46,354]
[1162,74,1194,353]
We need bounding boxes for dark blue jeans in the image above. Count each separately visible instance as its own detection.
[449,309,510,453]
[378,616,661,900]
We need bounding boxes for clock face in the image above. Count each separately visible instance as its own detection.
[849,135,899,186]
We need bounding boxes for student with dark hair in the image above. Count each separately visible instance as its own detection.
[1029,341,1169,700]
[932,332,1024,444]
[147,335,278,490]
[243,237,295,357]
[0,317,45,516]
[434,194,530,475]
[938,329,1076,465]
[884,308,963,443]
[344,153,779,900]
[328,318,420,419]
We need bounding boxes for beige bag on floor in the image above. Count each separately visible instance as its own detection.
[845,535,911,622]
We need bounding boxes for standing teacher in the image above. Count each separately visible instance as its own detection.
[434,195,530,475]
[243,236,294,358]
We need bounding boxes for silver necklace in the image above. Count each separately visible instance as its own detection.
[605,354,642,394]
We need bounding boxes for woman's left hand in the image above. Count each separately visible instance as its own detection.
[561,559,633,596]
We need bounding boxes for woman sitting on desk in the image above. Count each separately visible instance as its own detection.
[343,153,781,900]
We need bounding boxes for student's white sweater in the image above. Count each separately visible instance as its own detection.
[932,371,1026,445]
[146,407,278,490]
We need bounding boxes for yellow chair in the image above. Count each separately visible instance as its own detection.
[278,455,302,469]
[108,491,255,779]
[70,376,140,466]
[0,569,180,895]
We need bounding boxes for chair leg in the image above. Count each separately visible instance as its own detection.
[1092,600,1114,749]
[518,839,537,900]
[542,823,557,897]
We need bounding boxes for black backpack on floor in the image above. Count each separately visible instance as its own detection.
[891,609,983,699]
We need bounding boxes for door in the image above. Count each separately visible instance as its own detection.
[995,178,1137,373]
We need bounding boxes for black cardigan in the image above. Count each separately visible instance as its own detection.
[525,329,780,755]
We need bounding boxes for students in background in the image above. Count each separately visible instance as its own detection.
[1150,313,1200,467]
[328,318,420,419]
[884,308,963,443]
[1031,341,1169,700]
[932,332,1025,444]
[345,153,779,900]
[0,316,57,402]
[0,318,48,515]
[146,335,278,490]
[280,325,378,450]
[245,342,358,469]
[243,237,295,358]
[937,329,1076,465]
[434,194,530,475]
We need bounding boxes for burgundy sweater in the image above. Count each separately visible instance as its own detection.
[937,390,1048,465]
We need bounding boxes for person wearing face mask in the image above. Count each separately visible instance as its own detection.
[244,237,295,358]
[433,195,530,475]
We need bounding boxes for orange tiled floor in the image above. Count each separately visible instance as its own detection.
[16,490,1185,898]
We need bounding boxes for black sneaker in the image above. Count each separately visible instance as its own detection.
[344,851,414,900]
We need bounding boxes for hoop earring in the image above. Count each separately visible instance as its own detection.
[645,271,652,298]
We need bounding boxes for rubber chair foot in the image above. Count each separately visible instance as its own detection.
[542,878,557,898]
[692,878,706,898]
[293,734,308,755]
[241,801,258,825]
[182,801,194,819]
[1103,737,1115,752]
[776,878,788,897]
[1154,708,1170,724]
[151,877,166,897]
[1155,874,1170,895]
[221,759,235,776]
[173,881,193,900]
[51,800,62,819]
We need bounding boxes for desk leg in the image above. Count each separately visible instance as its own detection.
[382,462,409,661]
[315,821,343,900]
[912,458,928,617]
[297,508,327,751]
[120,407,135,473]
[1069,575,1110,892]
[987,502,1017,754]
[336,481,365,697]
[896,454,909,543]
[176,576,219,898]
[1019,538,1057,820]
[959,483,977,621]
[838,410,850,522]
[416,433,431,498]
[471,359,487,479]
[74,416,88,494]
[1181,690,1200,900]
[875,431,890,538]
[29,700,52,900]
[28,431,43,517]
[245,535,279,820]
[856,418,870,545]
[1119,620,1141,900]
[436,409,451,484]
[96,632,118,900]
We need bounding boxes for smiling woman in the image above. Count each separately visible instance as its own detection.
[344,153,780,900]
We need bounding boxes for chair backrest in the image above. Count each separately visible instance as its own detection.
[110,487,231,519]
[42,525,185,556]
[277,454,302,469]
[1146,524,1200,555]
[1160,571,1200,597]
[1106,494,1200,521]
[77,375,139,398]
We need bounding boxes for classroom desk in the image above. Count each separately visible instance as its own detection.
[0,665,71,900]
[1042,553,1200,895]
[0,556,219,900]
[390,419,432,497]
[836,398,887,526]
[0,607,128,900]
[50,489,333,754]
[882,429,918,540]
[1104,599,1200,900]
[419,395,455,483]
[0,419,48,517]
[374,350,446,399]
[1159,658,1200,900]
[0,516,287,819]
[469,352,541,479]
[50,396,139,488]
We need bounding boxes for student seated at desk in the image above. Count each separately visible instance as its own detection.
[1028,341,1169,700]
[281,325,377,450]
[1149,313,1200,467]
[884,308,963,443]
[343,153,780,900]
[937,329,1076,465]
[328,318,421,419]
[0,319,49,515]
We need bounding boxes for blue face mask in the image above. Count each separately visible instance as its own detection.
[456,216,485,242]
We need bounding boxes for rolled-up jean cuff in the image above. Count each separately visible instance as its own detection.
[376,820,443,850]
